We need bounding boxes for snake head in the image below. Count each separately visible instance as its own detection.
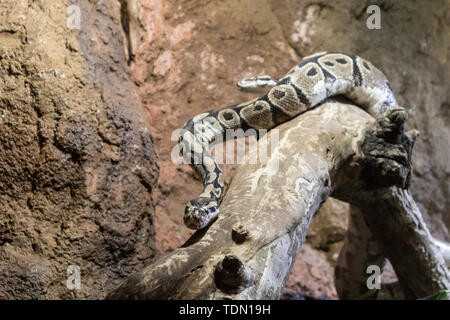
[184,197,219,230]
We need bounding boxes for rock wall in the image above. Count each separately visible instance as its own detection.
[0,0,158,299]
[128,0,450,298]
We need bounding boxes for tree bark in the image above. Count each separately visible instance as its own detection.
[335,205,387,300]
[107,100,450,300]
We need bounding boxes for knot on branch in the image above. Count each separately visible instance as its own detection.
[214,255,253,294]
[360,107,418,189]
[232,224,250,244]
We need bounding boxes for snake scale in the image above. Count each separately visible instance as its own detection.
[179,51,398,230]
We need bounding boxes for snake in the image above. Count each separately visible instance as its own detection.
[178,51,398,230]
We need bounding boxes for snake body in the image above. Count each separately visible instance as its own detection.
[179,52,398,229]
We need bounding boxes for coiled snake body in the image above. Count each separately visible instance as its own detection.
[179,52,398,230]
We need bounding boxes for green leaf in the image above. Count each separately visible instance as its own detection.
[420,290,450,300]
